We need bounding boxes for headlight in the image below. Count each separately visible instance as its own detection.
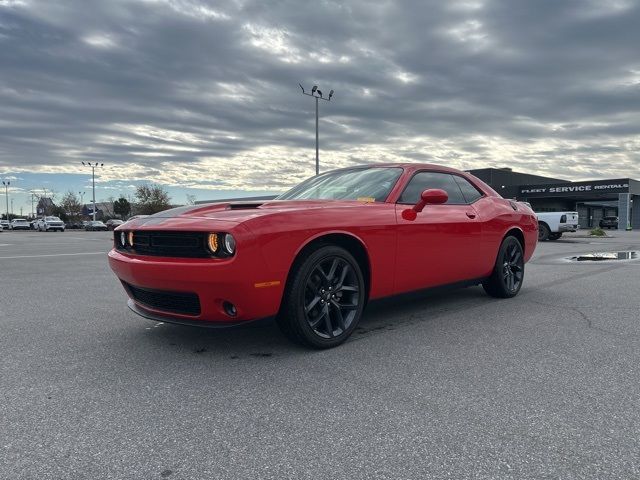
[223,234,236,255]
[128,231,134,247]
[207,233,219,254]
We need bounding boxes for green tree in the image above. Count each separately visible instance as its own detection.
[113,196,131,219]
[135,184,171,215]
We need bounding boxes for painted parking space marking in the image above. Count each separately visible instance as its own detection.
[0,252,105,260]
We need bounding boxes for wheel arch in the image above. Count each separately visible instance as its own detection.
[504,227,525,256]
[537,220,550,232]
[285,231,372,301]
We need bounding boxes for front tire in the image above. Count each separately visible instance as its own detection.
[277,245,366,349]
[483,236,525,298]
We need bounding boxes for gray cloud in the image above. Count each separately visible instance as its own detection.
[1,0,639,190]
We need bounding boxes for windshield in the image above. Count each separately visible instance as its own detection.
[277,167,403,202]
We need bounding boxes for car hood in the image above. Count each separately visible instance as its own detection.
[120,200,373,229]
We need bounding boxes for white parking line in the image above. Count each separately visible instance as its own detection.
[0,243,13,247]
[0,252,105,260]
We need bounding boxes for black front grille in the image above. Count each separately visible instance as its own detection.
[115,231,211,258]
[124,283,201,316]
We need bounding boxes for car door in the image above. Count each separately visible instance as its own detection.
[394,171,484,293]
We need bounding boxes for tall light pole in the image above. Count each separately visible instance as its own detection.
[299,84,334,175]
[2,180,9,221]
[31,192,36,219]
[78,191,86,217]
[81,162,103,221]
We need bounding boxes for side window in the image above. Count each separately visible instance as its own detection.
[453,175,483,203]
[398,172,466,204]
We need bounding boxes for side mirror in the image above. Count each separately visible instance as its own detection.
[402,188,448,221]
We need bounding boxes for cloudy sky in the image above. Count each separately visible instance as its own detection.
[1,0,639,214]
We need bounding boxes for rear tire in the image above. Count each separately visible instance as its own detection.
[483,236,525,299]
[538,223,550,241]
[277,245,366,349]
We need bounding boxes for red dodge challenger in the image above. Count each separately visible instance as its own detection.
[109,164,538,348]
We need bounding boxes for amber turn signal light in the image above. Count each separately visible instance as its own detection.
[207,233,219,253]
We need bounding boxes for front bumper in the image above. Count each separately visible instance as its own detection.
[126,298,273,328]
[108,248,284,325]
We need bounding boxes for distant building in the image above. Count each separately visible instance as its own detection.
[81,201,113,220]
[468,167,640,230]
[36,197,55,216]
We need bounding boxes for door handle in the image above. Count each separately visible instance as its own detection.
[466,211,476,219]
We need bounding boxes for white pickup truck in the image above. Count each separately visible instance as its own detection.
[535,211,579,241]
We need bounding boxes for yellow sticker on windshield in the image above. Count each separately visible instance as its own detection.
[357,197,375,203]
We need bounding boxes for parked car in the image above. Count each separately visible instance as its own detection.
[10,218,31,230]
[30,219,38,230]
[0,223,3,232]
[66,221,84,229]
[109,163,539,349]
[599,216,618,229]
[535,211,579,241]
[36,216,66,232]
[0,220,10,231]
[106,219,124,230]
[85,220,108,231]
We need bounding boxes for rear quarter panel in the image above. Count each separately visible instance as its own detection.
[476,197,538,275]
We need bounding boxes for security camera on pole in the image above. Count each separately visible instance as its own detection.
[299,83,334,175]
[81,162,104,221]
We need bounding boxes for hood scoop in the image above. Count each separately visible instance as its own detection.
[226,202,265,210]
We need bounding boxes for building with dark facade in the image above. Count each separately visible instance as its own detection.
[469,168,640,230]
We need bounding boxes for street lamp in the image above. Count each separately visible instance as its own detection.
[2,180,9,222]
[78,191,86,215]
[81,162,104,221]
[299,83,334,175]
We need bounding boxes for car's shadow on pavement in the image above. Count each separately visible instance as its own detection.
[132,285,489,358]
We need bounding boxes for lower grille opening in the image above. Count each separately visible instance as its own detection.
[124,282,201,316]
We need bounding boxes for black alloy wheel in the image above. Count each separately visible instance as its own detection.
[501,241,524,293]
[278,245,366,348]
[303,256,360,339]
[483,236,525,298]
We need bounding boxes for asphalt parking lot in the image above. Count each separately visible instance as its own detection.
[1,230,639,479]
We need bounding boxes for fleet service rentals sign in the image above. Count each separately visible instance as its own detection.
[519,179,630,197]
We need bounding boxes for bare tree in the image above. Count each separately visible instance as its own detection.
[135,184,171,215]
[60,191,82,221]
